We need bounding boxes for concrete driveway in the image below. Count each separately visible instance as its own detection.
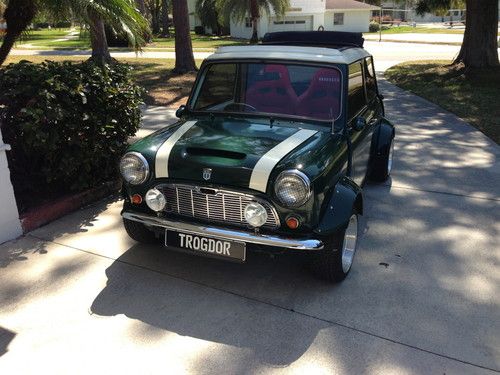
[1,79,499,374]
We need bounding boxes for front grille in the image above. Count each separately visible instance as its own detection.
[157,184,280,230]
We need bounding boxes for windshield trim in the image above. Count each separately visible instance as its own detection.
[187,59,345,127]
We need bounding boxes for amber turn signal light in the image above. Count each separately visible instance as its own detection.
[131,194,143,204]
[286,217,300,229]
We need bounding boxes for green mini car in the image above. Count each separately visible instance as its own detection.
[119,31,395,282]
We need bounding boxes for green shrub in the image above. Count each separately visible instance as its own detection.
[369,22,380,32]
[0,60,144,210]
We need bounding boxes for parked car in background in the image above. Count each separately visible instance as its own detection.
[119,31,395,282]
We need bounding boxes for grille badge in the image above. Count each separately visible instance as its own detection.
[203,168,212,181]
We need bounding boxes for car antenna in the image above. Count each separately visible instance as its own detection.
[270,117,275,128]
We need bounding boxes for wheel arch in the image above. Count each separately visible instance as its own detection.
[314,176,362,237]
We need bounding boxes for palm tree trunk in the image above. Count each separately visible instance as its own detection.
[249,0,259,43]
[0,31,18,66]
[161,0,170,37]
[88,10,112,65]
[172,0,197,73]
[453,0,499,68]
[0,0,37,66]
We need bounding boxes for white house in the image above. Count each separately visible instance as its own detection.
[230,0,379,40]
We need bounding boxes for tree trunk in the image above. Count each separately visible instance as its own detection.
[453,0,499,68]
[0,32,18,66]
[161,0,170,37]
[250,0,260,43]
[0,0,37,66]
[172,0,197,74]
[88,10,112,65]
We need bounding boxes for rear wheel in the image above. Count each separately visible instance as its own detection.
[309,213,359,282]
[370,139,394,182]
[123,218,159,244]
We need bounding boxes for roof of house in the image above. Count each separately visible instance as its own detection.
[326,0,380,10]
[207,45,370,65]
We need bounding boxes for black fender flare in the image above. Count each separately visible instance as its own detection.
[371,117,395,159]
[314,176,363,237]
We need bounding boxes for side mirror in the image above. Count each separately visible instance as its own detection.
[353,116,366,131]
[379,94,385,100]
[176,105,186,118]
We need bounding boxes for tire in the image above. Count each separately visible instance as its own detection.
[308,213,359,283]
[123,218,159,244]
[370,138,394,182]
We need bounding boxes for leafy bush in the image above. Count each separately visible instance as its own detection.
[0,60,144,210]
[369,22,380,32]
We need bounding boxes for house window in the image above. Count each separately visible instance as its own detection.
[273,21,284,25]
[295,20,306,24]
[245,18,252,28]
[334,13,344,25]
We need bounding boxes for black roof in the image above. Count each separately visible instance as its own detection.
[262,31,364,49]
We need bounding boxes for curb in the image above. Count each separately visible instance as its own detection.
[20,180,122,234]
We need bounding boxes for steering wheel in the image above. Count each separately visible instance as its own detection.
[223,103,257,112]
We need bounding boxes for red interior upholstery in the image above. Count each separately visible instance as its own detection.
[245,65,298,115]
[297,69,341,120]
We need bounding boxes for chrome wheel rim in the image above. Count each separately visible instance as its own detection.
[387,141,394,174]
[341,214,358,273]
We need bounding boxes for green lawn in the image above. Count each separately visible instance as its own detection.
[14,28,91,49]
[385,60,500,144]
[7,28,243,50]
[151,33,244,49]
[3,55,201,107]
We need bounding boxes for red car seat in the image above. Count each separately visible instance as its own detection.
[246,65,298,115]
[297,69,341,120]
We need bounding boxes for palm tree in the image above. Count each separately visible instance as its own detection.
[0,0,149,66]
[217,0,289,43]
[172,0,196,73]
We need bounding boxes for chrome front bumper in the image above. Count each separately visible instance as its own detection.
[122,211,324,251]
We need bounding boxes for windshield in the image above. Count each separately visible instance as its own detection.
[191,62,342,122]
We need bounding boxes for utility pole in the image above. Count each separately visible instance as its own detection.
[379,5,382,42]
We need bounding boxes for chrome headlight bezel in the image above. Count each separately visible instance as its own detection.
[274,169,311,208]
[119,152,150,185]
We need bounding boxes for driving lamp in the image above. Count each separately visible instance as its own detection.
[244,202,268,228]
[145,188,166,212]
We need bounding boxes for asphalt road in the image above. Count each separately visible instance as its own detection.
[0,75,499,374]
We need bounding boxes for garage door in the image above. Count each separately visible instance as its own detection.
[269,16,313,32]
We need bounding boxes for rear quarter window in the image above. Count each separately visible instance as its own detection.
[347,62,366,119]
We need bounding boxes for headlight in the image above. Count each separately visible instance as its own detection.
[145,188,166,212]
[274,170,311,208]
[244,202,268,228]
[120,152,149,185]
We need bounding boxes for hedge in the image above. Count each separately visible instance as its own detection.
[0,60,144,211]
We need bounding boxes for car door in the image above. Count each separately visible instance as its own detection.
[347,60,375,186]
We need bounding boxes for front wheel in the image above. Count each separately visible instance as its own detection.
[308,214,359,282]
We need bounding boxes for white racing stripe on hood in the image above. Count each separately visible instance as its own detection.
[249,129,318,193]
[155,121,197,178]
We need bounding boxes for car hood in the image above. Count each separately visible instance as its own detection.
[130,117,337,192]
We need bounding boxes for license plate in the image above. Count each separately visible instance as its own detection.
[165,230,246,262]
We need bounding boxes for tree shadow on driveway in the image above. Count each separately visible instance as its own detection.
[90,244,333,367]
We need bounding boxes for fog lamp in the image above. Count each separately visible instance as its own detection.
[244,202,268,228]
[145,188,166,212]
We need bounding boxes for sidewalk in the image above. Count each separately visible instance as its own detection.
[364,32,465,45]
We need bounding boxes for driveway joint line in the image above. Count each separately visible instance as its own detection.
[28,233,500,373]
[379,183,500,202]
